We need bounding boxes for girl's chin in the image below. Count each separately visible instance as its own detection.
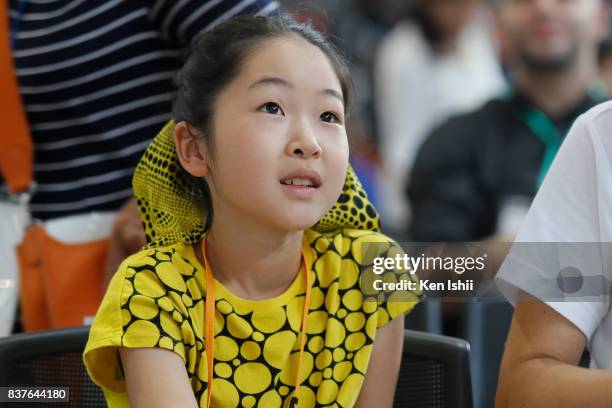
[275,212,327,232]
[257,202,334,232]
[281,219,322,232]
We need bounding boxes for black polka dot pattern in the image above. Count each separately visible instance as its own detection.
[83,229,421,407]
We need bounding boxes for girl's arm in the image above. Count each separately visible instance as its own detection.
[354,316,405,408]
[119,347,199,408]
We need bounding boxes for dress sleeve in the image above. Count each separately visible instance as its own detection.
[353,231,423,329]
[375,240,423,329]
[495,110,612,341]
[83,248,198,393]
[146,0,281,47]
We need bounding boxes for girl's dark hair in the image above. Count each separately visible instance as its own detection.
[173,14,353,140]
[172,14,352,229]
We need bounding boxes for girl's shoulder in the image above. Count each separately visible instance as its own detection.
[303,228,420,331]
[113,241,201,296]
[118,241,197,273]
[306,227,396,241]
[85,242,201,396]
[304,228,401,265]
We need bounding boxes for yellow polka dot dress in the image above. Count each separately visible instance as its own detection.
[82,121,421,407]
[83,228,420,407]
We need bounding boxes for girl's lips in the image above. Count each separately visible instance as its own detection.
[279,168,322,188]
[280,183,318,199]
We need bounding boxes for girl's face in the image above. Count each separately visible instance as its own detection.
[204,35,349,232]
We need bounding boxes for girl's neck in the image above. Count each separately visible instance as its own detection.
[198,211,305,301]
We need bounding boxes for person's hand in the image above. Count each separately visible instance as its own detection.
[105,198,146,287]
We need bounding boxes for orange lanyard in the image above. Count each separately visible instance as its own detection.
[202,238,312,408]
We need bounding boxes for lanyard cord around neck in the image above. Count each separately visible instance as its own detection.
[507,86,588,189]
[201,238,312,408]
[519,106,563,188]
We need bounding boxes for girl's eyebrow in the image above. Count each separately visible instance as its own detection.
[248,76,344,105]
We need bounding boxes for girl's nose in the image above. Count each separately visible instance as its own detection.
[286,122,322,159]
[290,143,321,158]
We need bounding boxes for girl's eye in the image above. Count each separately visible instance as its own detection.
[320,111,340,124]
[258,102,284,115]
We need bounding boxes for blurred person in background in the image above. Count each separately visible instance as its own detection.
[331,0,407,210]
[375,0,506,238]
[408,0,608,243]
[1,0,280,335]
[495,100,612,408]
[597,38,612,92]
[407,1,607,406]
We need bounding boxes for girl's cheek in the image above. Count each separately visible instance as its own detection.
[322,131,349,153]
[332,143,350,165]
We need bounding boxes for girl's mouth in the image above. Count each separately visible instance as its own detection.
[280,182,318,198]
[279,168,322,188]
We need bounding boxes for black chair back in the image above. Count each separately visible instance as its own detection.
[394,329,473,408]
[0,327,472,408]
[0,327,105,407]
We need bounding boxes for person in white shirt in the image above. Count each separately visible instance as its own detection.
[374,0,506,232]
[496,100,612,407]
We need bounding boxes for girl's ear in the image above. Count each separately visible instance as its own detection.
[173,121,210,177]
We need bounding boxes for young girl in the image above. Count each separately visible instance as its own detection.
[83,14,420,408]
